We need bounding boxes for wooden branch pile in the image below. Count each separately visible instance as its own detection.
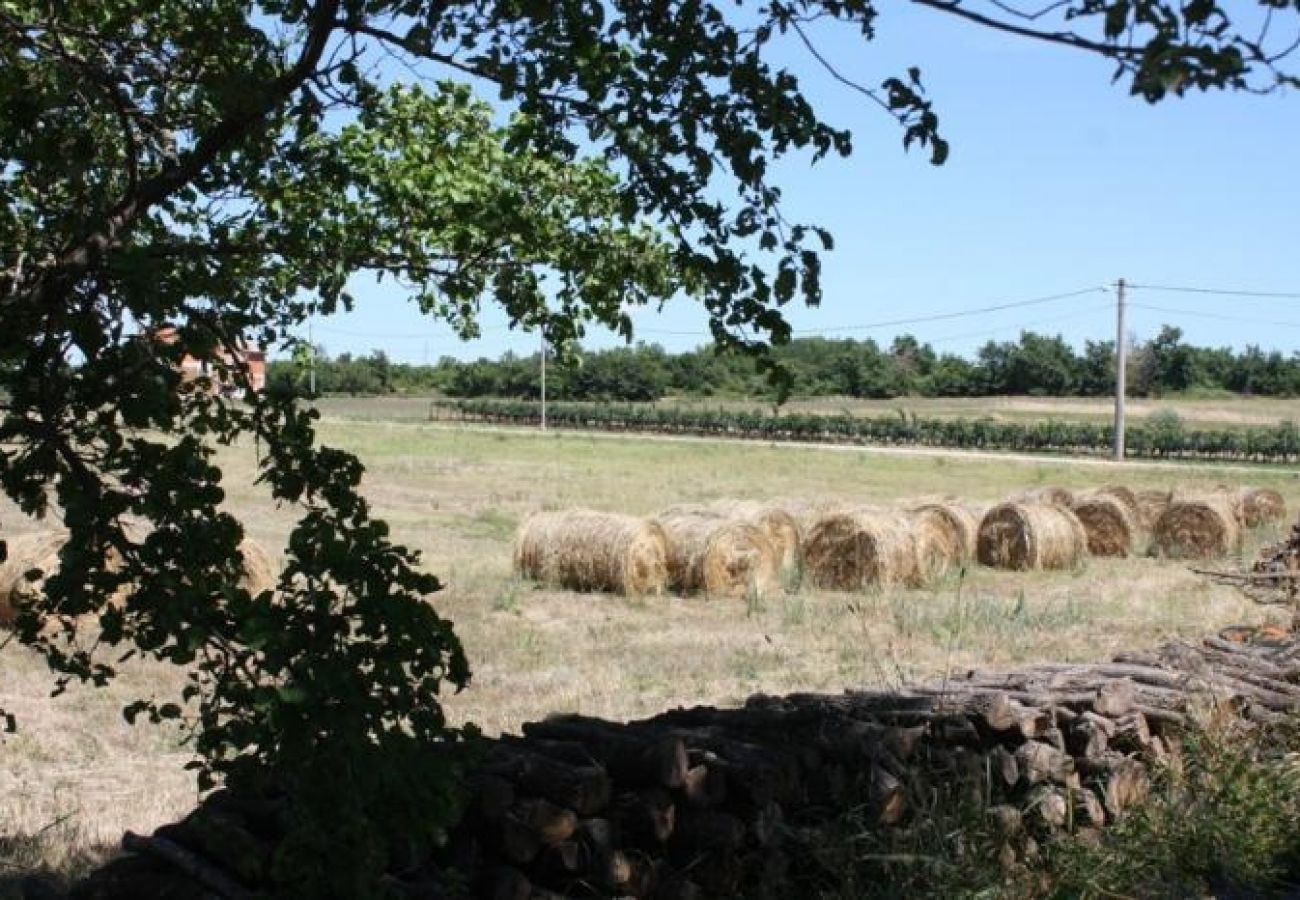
[68,627,1300,900]
[1195,519,1300,606]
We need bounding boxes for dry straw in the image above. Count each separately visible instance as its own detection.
[976,502,1088,571]
[803,509,920,591]
[0,531,67,626]
[662,502,801,583]
[1009,486,1075,508]
[1134,489,1173,531]
[514,511,669,596]
[238,539,277,595]
[655,513,779,600]
[1238,487,1286,528]
[1152,495,1243,559]
[909,503,980,581]
[1071,492,1140,558]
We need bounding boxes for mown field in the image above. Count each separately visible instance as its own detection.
[3,412,1299,887]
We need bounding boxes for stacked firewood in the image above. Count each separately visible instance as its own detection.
[69,627,1300,900]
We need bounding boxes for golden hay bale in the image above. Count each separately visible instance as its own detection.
[780,499,850,537]
[655,514,780,600]
[804,510,920,592]
[514,510,669,596]
[0,532,67,626]
[662,501,801,581]
[1070,493,1140,558]
[238,538,277,595]
[1238,487,1287,528]
[1134,489,1173,531]
[1151,495,1242,559]
[1095,485,1140,519]
[976,502,1088,571]
[909,504,980,580]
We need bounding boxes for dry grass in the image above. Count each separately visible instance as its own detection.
[2,417,1297,880]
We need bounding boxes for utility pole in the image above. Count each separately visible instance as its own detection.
[539,331,547,432]
[1113,278,1127,461]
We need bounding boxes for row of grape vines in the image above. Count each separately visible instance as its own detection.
[437,399,1300,463]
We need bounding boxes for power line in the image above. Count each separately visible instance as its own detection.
[1128,302,1300,330]
[637,286,1107,338]
[927,303,1114,346]
[1128,283,1300,300]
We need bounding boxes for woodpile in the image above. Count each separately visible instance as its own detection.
[74,625,1300,899]
[977,502,1088,571]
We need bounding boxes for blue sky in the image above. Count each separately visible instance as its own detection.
[306,5,1300,365]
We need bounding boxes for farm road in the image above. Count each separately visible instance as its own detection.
[324,417,1300,478]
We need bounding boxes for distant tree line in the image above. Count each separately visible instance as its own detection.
[268,325,1300,401]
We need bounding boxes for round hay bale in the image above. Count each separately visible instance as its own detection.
[0,531,68,626]
[238,538,277,595]
[804,510,919,592]
[1094,485,1140,520]
[1151,495,1242,559]
[514,511,669,596]
[1205,484,1247,525]
[1134,489,1173,531]
[662,502,801,583]
[1070,493,1139,558]
[780,499,850,538]
[909,504,980,579]
[655,514,779,600]
[1238,487,1286,528]
[976,502,1088,571]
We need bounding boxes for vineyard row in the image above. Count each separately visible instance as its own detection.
[437,399,1300,463]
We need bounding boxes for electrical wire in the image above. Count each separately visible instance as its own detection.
[1128,283,1300,300]
[927,303,1114,346]
[636,286,1107,338]
[1128,302,1300,330]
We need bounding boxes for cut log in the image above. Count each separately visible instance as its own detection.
[1014,741,1074,786]
[511,798,577,846]
[988,745,1020,790]
[1026,787,1069,831]
[1093,679,1136,717]
[484,746,611,817]
[485,865,532,900]
[871,765,907,826]
[1111,712,1152,752]
[612,788,676,847]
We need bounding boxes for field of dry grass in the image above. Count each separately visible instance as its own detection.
[3,415,1298,889]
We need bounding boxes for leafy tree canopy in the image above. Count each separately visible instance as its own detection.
[1,0,1296,895]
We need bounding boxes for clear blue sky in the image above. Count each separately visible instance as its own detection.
[306,5,1299,365]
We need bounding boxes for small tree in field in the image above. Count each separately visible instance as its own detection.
[1,1,1295,895]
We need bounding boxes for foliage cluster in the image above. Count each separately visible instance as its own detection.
[280,325,1300,403]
